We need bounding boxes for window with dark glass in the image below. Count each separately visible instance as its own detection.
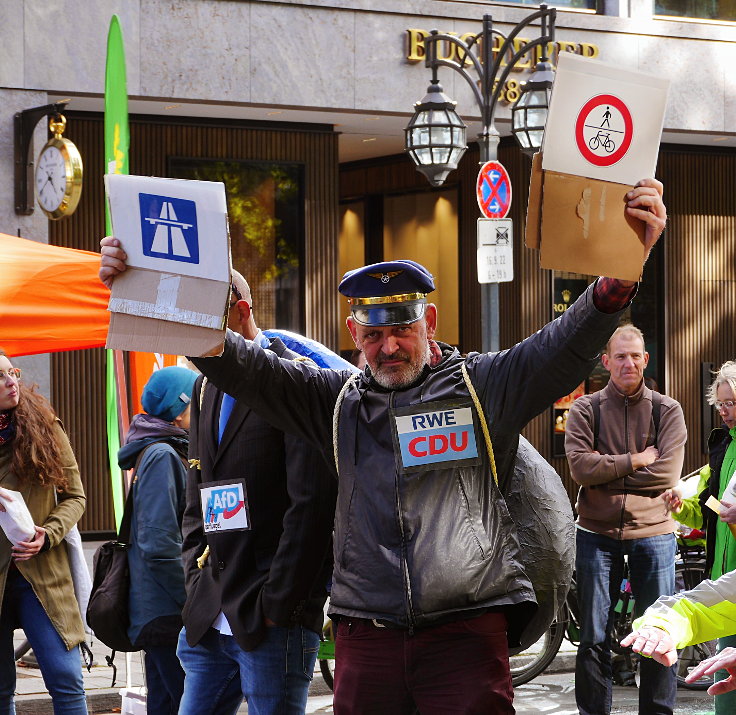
[170,159,304,332]
[655,1,736,21]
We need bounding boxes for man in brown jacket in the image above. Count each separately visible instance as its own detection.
[565,324,687,715]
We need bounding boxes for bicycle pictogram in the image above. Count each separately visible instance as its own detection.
[588,130,616,154]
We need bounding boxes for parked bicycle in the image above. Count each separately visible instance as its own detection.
[508,533,716,689]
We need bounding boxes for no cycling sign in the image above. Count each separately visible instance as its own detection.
[575,94,633,167]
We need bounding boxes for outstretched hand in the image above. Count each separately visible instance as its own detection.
[620,626,678,667]
[99,236,128,289]
[685,646,736,695]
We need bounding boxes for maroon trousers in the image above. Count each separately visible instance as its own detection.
[333,612,514,714]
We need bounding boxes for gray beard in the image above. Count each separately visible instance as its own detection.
[371,341,431,390]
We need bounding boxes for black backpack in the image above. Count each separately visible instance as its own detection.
[86,444,153,653]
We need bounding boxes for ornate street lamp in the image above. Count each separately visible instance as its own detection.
[404,5,556,355]
[404,79,467,187]
[511,34,555,156]
[405,5,556,179]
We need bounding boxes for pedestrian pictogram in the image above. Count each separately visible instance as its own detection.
[476,161,512,219]
[139,193,200,264]
[574,94,633,168]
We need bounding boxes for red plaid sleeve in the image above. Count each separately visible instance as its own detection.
[592,277,637,314]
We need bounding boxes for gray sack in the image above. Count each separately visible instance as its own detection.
[505,436,575,654]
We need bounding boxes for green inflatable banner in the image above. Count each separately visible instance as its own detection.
[104,14,129,528]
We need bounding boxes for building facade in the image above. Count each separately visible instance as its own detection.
[2,0,734,529]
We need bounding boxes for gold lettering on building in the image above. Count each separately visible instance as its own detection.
[406,29,600,69]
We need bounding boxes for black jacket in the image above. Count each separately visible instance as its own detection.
[699,426,732,574]
[181,337,336,652]
[192,284,625,643]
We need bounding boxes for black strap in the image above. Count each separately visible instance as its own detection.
[591,389,662,452]
[116,441,165,544]
[651,391,662,447]
[592,391,601,453]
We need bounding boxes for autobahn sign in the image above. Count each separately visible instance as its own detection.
[476,161,511,219]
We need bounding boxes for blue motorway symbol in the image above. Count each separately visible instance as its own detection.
[139,193,199,264]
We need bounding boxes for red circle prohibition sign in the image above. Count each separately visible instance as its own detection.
[575,94,633,167]
[476,161,512,219]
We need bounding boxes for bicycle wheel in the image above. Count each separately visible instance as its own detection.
[676,640,717,690]
[673,559,715,690]
[14,639,30,661]
[510,615,566,687]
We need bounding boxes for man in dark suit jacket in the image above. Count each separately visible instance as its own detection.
[176,271,336,715]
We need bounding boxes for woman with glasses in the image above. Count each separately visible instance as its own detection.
[0,350,87,714]
[662,360,736,714]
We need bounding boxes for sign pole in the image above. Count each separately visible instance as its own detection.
[476,150,509,354]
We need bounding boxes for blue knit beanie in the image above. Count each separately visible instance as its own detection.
[141,366,197,422]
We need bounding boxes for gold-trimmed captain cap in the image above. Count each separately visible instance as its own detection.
[339,260,435,326]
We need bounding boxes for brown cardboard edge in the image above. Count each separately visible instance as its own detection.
[539,171,646,282]
[106,313,225,357]
[525,152,543,250]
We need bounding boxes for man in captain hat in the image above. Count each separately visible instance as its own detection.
[98,177,667,713]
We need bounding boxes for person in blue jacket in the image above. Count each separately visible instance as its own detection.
[118,366,197,715]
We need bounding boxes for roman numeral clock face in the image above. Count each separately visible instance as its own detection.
[35,145,67,212]
[34,136,83,219]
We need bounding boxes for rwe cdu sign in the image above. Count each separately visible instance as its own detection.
[139,193,199,264]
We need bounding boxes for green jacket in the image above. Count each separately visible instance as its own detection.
[632,568,736,648]
[0,421,86,650]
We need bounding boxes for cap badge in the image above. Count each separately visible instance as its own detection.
[368,270,402,284]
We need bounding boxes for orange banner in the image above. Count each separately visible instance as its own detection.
[0,234,109,356]
[0,234,179,420]
[129,351,178,415]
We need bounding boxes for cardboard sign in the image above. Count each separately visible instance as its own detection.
[105,175,231,356]
[526,153,646,282]
[542,53,669,186]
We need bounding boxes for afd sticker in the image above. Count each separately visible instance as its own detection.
[139,193,199,264]
[199,480,250,533]
[393,401,480,472]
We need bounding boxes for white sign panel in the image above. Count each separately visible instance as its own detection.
[105,174,230,281]
[477,219,513,284]
[542,53,669,185]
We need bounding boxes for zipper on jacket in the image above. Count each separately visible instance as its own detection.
[618,395,629,540]
[390,391,416,634]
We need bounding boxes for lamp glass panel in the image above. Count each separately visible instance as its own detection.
[431,126,452,144]
[512,109,524,129]
[528,89,549,107]
[435,148,451,164]
[517,131,531,149]
[416,147,433,164]
[527,107,547,127]
[529,130,544,149]
[449,147,465,164]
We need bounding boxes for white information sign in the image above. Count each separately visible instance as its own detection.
[542,53,669,186]
[477,218,513,284]
[105,174,230,282]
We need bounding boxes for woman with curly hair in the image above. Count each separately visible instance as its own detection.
[0,350,87,714]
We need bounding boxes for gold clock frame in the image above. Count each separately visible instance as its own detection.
[36,116,83,220]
